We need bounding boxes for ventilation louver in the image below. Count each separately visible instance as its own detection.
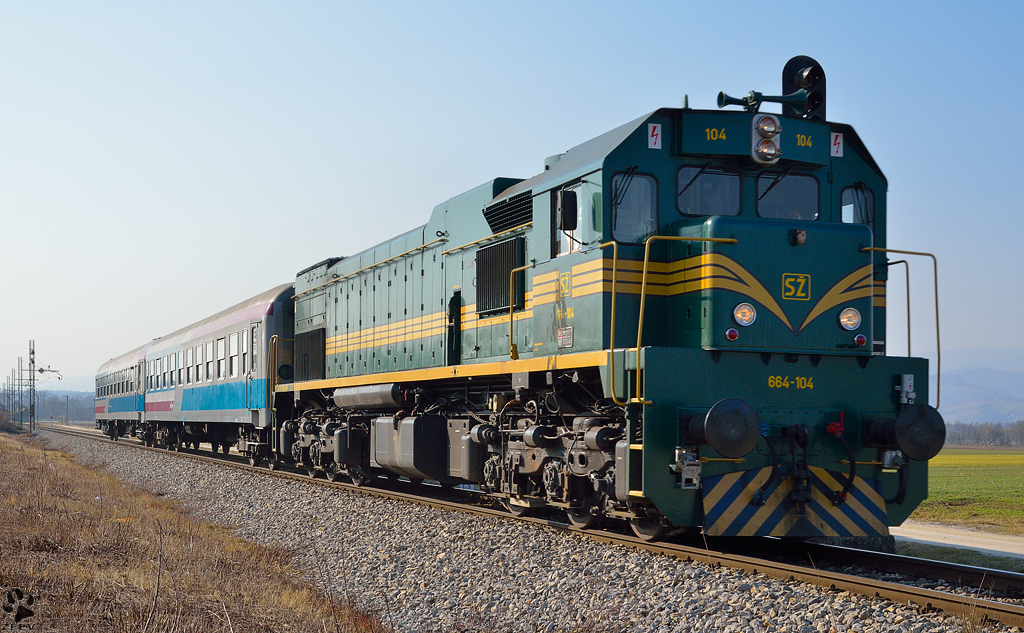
[483,191,533,234]
[476,237,525,314]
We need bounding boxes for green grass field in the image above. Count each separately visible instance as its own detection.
[909,447,1024,535]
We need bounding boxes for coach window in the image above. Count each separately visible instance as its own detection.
[185,348,193,384]
[195,345,203,383]
[756,172,818,220]
[205,342,214,381]
[177,351,183,385]
[251,327,259,374]
[241,331,248,374]
[229,333,239,378]
[677,165,741,217]
[169,355,175,388]
[841,183,875,234]
[216,338,226,379]
[611,172,657,244]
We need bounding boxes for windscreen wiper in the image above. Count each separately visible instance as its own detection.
[677,161,711,197]
[612,166,638,210]
[758,166,794,201]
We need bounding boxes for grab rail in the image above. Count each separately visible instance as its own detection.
[888,260,911,357]
[862,247,940,410]
[634,235,738,405]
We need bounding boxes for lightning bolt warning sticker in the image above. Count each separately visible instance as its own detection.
[648,123,662,149]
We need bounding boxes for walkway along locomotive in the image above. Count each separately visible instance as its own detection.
[96,57,945,541]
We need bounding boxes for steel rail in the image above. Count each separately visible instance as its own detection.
[42,426,1024,627]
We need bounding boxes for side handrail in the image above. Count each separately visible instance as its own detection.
[862,247,940,410]
[508,262,534,360]
[597,241,626,406]
[634,235,738,405]
[888,260,911,357]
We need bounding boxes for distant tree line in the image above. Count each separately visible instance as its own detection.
[946,420,1024,447]
[2,392,95,424]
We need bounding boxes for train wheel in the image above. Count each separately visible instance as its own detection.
[248,453,260,467]
[629,517,668,542]
[349,468,369,487]
[221,443,230,455]
[503,500,532,518]
[306,465,319,479]
[566,507,602,530]
[267,455,279,471]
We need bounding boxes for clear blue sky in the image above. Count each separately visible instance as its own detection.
[1,1,1021,385]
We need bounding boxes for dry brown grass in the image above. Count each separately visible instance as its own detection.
[0,431,389,632]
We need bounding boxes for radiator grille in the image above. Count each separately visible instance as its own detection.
[295,328,326,382]
[476,237,525,314]
[483,191,533,233]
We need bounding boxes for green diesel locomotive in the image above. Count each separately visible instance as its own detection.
[271,56,944,541]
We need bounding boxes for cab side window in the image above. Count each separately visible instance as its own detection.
[611,172,657,244]
[841,183,875,234]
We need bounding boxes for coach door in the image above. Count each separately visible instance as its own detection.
[246,322,262,415]
[136,360,146,425]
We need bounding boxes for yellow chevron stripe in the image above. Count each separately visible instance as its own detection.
[799,265,873,331]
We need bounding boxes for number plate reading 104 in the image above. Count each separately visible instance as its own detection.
[768,376,814,389]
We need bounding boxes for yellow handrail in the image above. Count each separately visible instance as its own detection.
[507,262,534,359]
[862,247,941,410]
[597,242,626,406]
[633,235,738,405]
[888,260,911,357]
[442,222,532,255]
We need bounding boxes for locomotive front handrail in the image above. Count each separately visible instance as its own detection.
[597,241,627,406]
[633,235,739,405]
[292,237,448,300]
[862,247,941,410]
[888,260,911,357]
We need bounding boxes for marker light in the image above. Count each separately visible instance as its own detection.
[733,303,757,326]
[755,139,779,162]
[854,334,868,347]
[839,307,861,331]
[725,328,739,342]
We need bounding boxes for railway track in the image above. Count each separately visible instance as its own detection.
[41,425,1024,628]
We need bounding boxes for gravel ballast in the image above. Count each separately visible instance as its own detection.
[39,431,1015,633]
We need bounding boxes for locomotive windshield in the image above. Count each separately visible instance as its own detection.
[756,172,818,221]
[677,165,740,217]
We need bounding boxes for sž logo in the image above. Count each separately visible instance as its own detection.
[781,273,811,301]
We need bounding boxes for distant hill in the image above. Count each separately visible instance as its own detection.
[920,348,1024,423]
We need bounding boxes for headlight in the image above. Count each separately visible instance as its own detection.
[755,139,779,162]
[839,307,861,331]
[755,116,779,138]
[733,303,756,326]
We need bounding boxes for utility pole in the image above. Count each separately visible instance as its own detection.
[17,357,23,430]
[29,341,35,433]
